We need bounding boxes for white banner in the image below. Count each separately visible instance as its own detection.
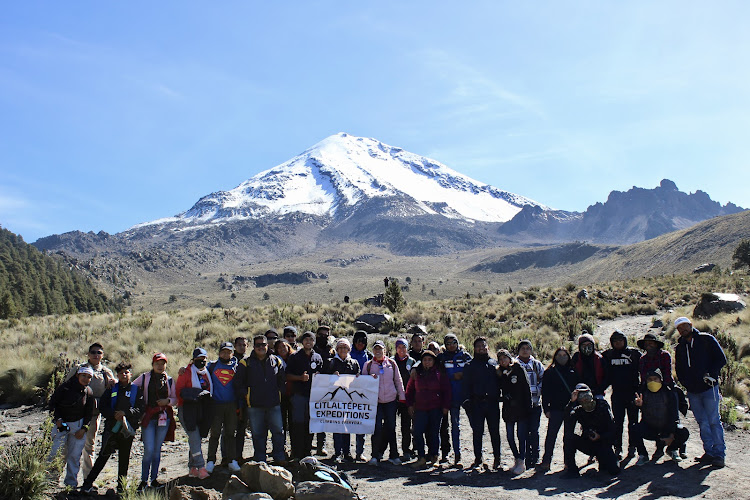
[309,374,379,434]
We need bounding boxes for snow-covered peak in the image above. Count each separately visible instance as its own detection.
[134,133,545,229]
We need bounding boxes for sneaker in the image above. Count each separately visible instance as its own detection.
[679,450,688,459]
[335,454,345,464]
[228,460,241,472]
[512,458,526,475]
[651,449,664,462]
[189,467,200,478]
[471,458,483,469]
[150,480,163,489]
[561,468,580,480]
[411,457,427,469]
[439,454,449,464]
[368,457,380,466]
[205,461,215,473]
[426,454,438,464]
[402,452,413,462]
[197,467,210,480]
[80,484,97,494]
[388,457,402,465]
[136,481,148,492]
[538,461,551,471]
[614,448,622,462]
[668,450,682,462]
[712,457,726,468]
[636,455,649,466]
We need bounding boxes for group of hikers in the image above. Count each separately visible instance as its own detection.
[47,316,728,495]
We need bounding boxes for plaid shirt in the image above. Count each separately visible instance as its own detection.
[639,350,673,386]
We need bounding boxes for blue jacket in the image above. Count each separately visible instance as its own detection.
[351,347,372,372]
[675,329,727,394]
[438,349,472,406]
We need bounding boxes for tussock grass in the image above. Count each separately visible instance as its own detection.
[1,270,748,404]
[0,418,61,500]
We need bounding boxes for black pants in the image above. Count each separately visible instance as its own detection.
[396,401,412,455]
[631,423,689,456]
[563,434,619,474]
[611,390,638,452]
[468,400,501,461]
[83,428,134,491]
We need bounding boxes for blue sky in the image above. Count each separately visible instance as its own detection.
[2,2,749,242]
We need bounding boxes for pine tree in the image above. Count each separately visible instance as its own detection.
[733,239,750,269]
[383,280,406,313]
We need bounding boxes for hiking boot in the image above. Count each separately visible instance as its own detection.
[712,457,726,468]
[668,450,682,462]
[388,457,402,465]
[696,453,714,463]
[651,448,664,462]
[426,454,438,464]
[80,484,97,495]
[402,452,413,462]
[344,453,355,462]
[205,461,215,473]
[411,457,428,469]
[150,480,163,489]
[368,457,380,466]
[439,453,449,464]
[471,458,483,469]
[136,482,148,492]
[636,455,649,466]
[355,454,365,462]
[538,461,551,471]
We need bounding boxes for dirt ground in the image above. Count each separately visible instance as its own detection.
[2,315,747,500]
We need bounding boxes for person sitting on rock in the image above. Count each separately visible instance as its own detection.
[631,369,689,466]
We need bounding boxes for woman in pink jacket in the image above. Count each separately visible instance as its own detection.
[363,340,406,465]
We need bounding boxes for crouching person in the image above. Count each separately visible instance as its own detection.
[48,366,95,488]
[176,348,214,479]
[80,362,144,494]
[631,369,689,465]
[562,383,619,479]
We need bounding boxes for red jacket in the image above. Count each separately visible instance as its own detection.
[405,366,451,411]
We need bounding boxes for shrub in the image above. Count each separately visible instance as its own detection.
[719,397,739,425]
[0,417,61,500]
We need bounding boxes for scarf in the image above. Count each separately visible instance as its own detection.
[191,364,213,394]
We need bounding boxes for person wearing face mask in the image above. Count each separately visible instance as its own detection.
[638,333,674,387]
[497,349,532,475]
[313,325,335,456]
[562,383,619,479]
[571,333,606,397]
[631,369,690,466]
[324,338,361,463]
[602,330,642,461]
[462,337,501,470]
[175,348,214,480]
[539,347,577,471]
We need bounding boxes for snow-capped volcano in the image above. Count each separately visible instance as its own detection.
[135,133,544,229]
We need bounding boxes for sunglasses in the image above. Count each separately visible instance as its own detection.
[255,343,268,348]
[446,341,458,345]
[89,351,103,355]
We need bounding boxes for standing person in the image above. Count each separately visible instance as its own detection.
[286,331,324,459]
[437,333,472,465]
[408,331,425,362]
[462,337,501,470]
[631,369,690,465]
[65,342,116,479]
[132,353,177,491]
[562,384,620,479]
[274,339,295,444]
[242,334,287,464]
[325,338,361,463]
[363,340,406,466]
[48,366,95,489]
[540,347,577,471]
[283,326,299,351]
[674,317,727,468]
[406,351,451,469]
[571,333,606,397]
[350,330,373,461]
[602,330,642,461]
[175,348,213,480]
[393,338,416,461]
[313,325,335,456]
[81,362,145,494]
[230,336,250,461]
[497,349,532,475]
[515,339,544,469]
[638,333,674,387]
[206,342,241,473]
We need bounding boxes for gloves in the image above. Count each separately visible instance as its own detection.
[198,390,212,398]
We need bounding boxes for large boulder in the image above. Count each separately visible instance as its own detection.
[224,475,273,500]
[353,320,377,333]
[356,313,392,329]
[693,293,747,318]
[239,461,263,491]
[693,263,716,274]
[294,481,358,500]
[257,462,294,500]
[169,486,222,500]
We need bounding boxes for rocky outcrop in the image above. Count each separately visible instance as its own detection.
[693,293,747,318]
[169,485,222,500]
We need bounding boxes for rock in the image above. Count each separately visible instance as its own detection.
[577,289,589,300]
[257,462,294,500]
[651,319,664,329]
[353,320,377,333]
[356,313,392,328]
[693,292,747,318]
[239,461,263,491]
[223,475,252,500]
[169,485,222,500]
[228,495,273,500]
[294,481,357,500]
[693,263,716,274]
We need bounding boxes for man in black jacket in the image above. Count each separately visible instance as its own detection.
[631,369,689,466]
[562,383,619,479]
[80,362,145,494]
[602,330,642,460]
[286,331,324,459]
[48,365,95,488]
[462,337,502,469]
[674,316,727,468]
[241,334,287,463]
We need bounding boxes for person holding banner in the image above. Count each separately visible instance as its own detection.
[325,338,362,463]
[286,331,325,459]
[406,350,451,469]
[363,340,406,466]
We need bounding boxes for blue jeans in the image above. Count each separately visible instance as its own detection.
[49,418,86,487]
[506,419,528,460]
[372,400,398,459]
[440,406,461,456]
[524,405,542,464]
[688,385,725,459]
[248,406,285,462]
[413,408,443,458]
[333,433,351,456]
[141,418,169,483]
